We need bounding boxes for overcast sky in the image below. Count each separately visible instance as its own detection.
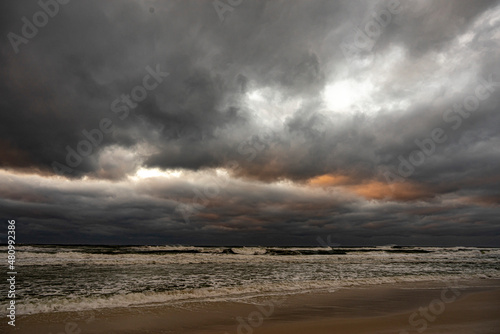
[1,0,499,246]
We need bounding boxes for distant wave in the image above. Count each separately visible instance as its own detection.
[5,244,494,256]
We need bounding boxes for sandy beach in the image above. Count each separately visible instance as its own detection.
[4,279,499,334]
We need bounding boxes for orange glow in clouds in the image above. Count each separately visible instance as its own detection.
[309,174,432,201]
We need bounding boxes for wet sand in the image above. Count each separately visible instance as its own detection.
[3,279,499,334]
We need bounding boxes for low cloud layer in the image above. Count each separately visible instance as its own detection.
[1,0,499,245]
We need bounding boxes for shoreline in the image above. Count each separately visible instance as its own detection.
[2,278,499,333]
[4,274,499,316]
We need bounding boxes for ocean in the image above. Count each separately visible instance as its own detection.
[1,245,499,315]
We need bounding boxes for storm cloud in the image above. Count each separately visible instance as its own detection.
[1,0,499,246]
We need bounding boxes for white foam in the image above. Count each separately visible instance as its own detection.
[3,271,499,316]
[1,245,497,315]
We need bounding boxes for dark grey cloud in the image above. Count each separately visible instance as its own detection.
[1,0,499,245]
[1,170,498,246]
